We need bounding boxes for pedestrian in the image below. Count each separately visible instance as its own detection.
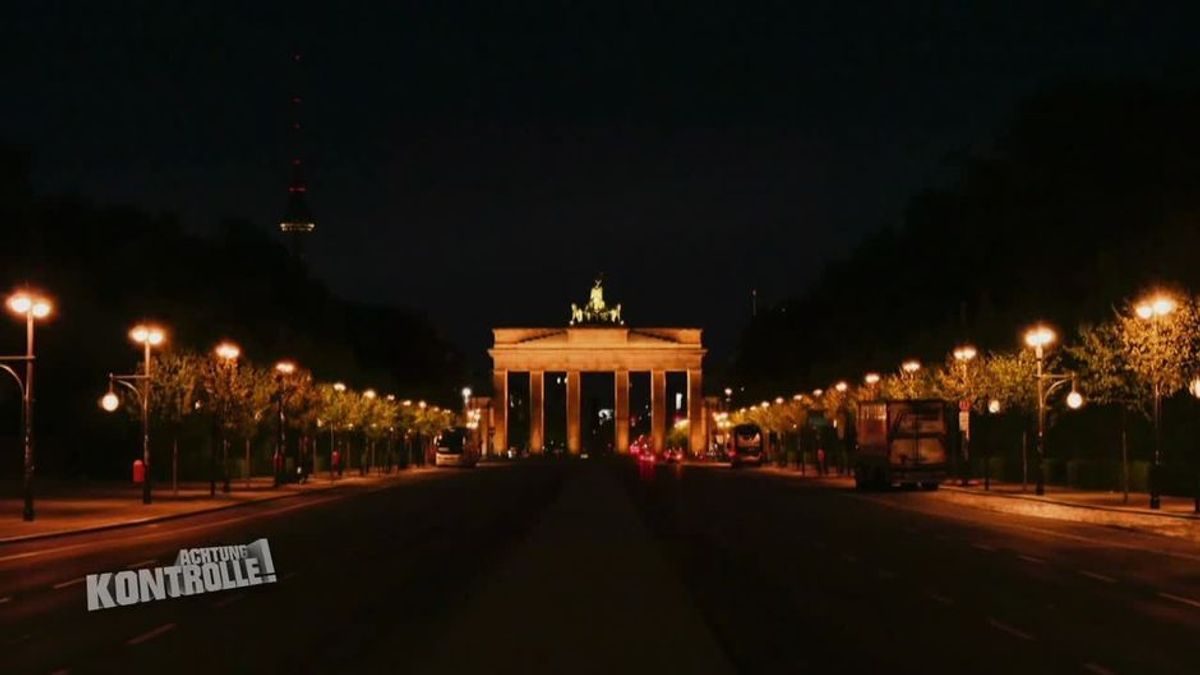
[332,448,341,478]
[817,447,827,476]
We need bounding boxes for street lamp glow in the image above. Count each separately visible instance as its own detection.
[987,398,1001,414]
[812,389,823,397]
[774,396,784,405]
[100,390,120,412]
[901,360,921,374]
[792,394,804,401]
[129,324,165,346]
[1136,294,1177,320]
[834,381,848,393]
[31,300,52,318]
[953,344,978,362]
[1135,303,1154,319]
[275,360,296,375]
[1066,390,1084,410]
[6,294,32,314]
[1023,326,1055,349]
[723,387,733,397]
[402,399,412,406]
[363,388,377,399]
[1190,377,1200,399]
[214,342,240,361]
[864,373,880,385]
[461,386,472,399]
[418,400,427,409]
[333,382,346,392]
[386,394,395,401]
[760,400,770,408]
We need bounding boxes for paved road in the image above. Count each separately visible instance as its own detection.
[0,464,564,674]
[4,460,1199,674]
[621,462,1200,675]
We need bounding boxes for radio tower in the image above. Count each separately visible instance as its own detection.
[279,51,315,258]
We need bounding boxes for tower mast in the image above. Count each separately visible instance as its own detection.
[279,51,315,257]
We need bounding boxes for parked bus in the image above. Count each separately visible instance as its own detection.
[726,423,766,467]
[435,426,479,467]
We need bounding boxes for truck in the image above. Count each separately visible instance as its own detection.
[854,399,953,490]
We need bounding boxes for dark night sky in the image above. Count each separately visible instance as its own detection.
[5,3,1197,371]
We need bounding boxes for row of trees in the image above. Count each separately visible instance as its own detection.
[734,290,1200,496]
[126,346,455,489]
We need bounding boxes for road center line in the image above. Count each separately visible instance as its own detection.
[125,622,176,646]
[1082,662,1117,675]
[212,593,245,608]
[1158,592,1200,609]
[971,543,997,552]
[129,558,157,568]
[987,618,1035,641]
[926,590,954,605]
[51,577,84,590]
[1079,570,1116,584]
[0,596,11,604]
[1017,554,1045,564]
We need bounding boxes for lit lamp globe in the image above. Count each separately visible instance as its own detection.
[834,381,849,393]
[100,391,120,412]
[987,398,1002,414]
[1190,377,1200,399]
[1066,390,1084,410]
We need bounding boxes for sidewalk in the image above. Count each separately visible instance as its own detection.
[0,469,421,544]
[760,464,1200,541]
[413,463,734,675]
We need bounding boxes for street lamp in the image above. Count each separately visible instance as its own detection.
[1023,324,1081,496]
[273,360,297,486]
[103,323,166,505]
[834,381,848,393]
[1134,293,1176,510]
[212,341,240,495]
[953,344,978,486]
[3,291,53,520]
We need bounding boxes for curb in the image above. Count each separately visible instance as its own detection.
[0,475,392,546]
[941,485,1200,522]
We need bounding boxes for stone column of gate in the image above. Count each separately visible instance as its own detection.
[566,370,582,454]
[529,370,545,453]
[492,370,508,454]
[687,368,704,455]
[614,370,630,453]
[651,369,667,452]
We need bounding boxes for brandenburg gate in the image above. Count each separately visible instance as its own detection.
[489,280,706,455]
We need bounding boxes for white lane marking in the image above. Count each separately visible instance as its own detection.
[1158,592,1200,609]
[841,492,1200,563]
[987,618,1035,641]
[52,577,84,590]
[1083,662,1117,675]
[212,593,244,608]
[129,558,157,568]
[1017,554,1045,564]
[927,591,954,605]
[0,596,11,604]
[971,543,997,552]
[1079,570,1116,584]
[125,622,176,646]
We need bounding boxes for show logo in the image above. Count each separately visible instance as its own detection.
[86,538,278,611]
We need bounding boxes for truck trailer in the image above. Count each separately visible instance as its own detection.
[854,399,953,490]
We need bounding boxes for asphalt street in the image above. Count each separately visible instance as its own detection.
[2,460,1198,674]
[622,462,1200,675]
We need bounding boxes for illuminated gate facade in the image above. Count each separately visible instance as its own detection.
[488,281,706,454]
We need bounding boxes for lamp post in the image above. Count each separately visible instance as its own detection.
[985,398,1002,490]
[213,342,240,494]
[900,360,921,399]
[3,291,53,521]
[1189,377,1200,514]
[102,323,166,504]
[1024,325,1083,497]
[274,361,297,487]
[1135,295,1176,510]
[952,344,977,486]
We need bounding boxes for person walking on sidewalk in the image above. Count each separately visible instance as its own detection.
[817,447,827,476]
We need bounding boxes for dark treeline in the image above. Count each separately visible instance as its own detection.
[0,144,463,479]
[734,80,1200,493]
[736,80,1200,391]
